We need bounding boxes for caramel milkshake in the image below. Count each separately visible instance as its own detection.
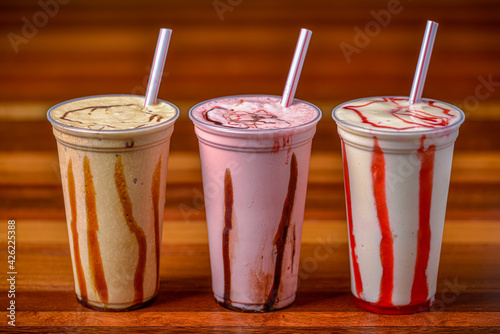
[190,95,321,312]
[48,95,179,311]
[332,96,464,314]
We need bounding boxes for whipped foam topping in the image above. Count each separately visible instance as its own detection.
[334,97,463,132]
[190,96,319,130]
[50,96,177,130]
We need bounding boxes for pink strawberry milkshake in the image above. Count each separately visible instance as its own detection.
[190,95,321,312]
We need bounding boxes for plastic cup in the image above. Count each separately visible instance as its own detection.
[332,96,465,314]
[189,95,321,312]
[47,94,179,311]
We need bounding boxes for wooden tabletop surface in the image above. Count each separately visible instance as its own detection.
[1,0,499,332]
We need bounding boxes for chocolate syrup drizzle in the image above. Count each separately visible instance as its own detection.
[70,155,159,310]
[222,168,234,304]
[68,160,88,301]
[220,153,298,312]
[264,153,298,311]
[151,158,162,291]
[58,104,166,130]
[84,156,109,304]
[291,226,296,274]
[114,156,148,304]
[203,107,291,129]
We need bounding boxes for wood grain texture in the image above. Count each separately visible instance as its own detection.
[0,0,499,332]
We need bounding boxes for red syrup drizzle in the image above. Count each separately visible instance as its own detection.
[343,98,453,130]
[360,135,435,313]
[371,137,394,307]
[411,135,435,305]
[272,135,292,153]
[341,139,363,298]
[273,134,293,163]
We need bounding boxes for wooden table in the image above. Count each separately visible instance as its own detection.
[1,0,499,332]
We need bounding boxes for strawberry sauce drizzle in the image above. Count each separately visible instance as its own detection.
[365,135,435,310]
[342,139,363,298]
[411,135,435,304]
[371,137,394,306]
[343,98,453,130]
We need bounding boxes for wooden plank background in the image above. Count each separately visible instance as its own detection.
[0,0,499,332]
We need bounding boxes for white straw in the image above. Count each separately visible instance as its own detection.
[409,20,439,104]
[144,28,172,108]
[280,28,312,108]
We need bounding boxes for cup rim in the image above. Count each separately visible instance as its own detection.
[189,94,322,135]
[47,94,180,135]
[332,96,465,137]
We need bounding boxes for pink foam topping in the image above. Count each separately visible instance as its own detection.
[191,96,319,130]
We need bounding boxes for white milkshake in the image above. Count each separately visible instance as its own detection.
[48,95,179,311]
[332,96,464,314]
[190,95,321,312]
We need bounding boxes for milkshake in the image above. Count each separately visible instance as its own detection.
[190,95,321,312]
[48,95,179,311]
[332,96,465,314]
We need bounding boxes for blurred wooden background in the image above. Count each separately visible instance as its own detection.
[1,0,499,103]
[0,0,499,332]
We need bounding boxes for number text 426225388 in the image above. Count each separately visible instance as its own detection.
[7,219,16,327]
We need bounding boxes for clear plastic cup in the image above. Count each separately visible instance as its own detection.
[190,95,321,312]
[332,96,465,314]
[48,95,179,311]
